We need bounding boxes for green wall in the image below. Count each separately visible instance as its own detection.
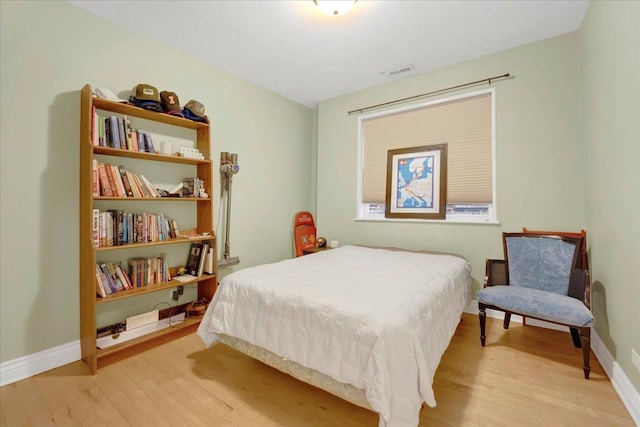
[580,0,640,392]
[0,1,314,362]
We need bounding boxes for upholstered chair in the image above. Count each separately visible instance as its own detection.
[477,232,594,378]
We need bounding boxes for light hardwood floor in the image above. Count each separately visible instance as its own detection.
[1,314,634,426]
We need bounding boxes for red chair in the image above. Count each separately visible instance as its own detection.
[293,211,317,257]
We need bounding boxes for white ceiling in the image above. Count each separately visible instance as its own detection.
[69,0,590,108]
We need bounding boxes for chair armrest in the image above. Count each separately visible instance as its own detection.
[568,269,591,309]
[484,259,507,288]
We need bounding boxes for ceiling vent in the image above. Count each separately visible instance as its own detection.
[383,64,416,79]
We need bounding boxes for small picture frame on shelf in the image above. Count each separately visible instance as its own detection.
[182,177,197,197]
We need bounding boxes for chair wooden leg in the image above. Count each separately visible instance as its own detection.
[580,327,591,379]
[503,312,511,329]
[479,306,487,346]
[570,327,582,348]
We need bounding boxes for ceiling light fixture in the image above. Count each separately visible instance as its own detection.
[313,0,357,17]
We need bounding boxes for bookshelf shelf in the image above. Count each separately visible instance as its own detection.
[96,317,201,359]
[96,273,214,303]
[94,146,211,165]
[94,196,210,202]
[95,232,214,252]
[79,84,217,373]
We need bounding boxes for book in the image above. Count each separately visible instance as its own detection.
[139,175,159,198]
[204,246,214,274]
[144,132,156,153]
[117,117,127,150]
[91,106,98,146]
[95,264,107,297]
[92,159,99,196]
[98,115,105,146]
[185,243,204,276]
[97,162,114,197]
[104,211,114,246]
[130,125,139,151]
[125,171,142,198]
[105,164,122,197]
[115,262,133,290]
[197,242,209,277]
[109,164,126,197]
[92,208,100,247]
[99,263,118,293]
[104,117,112,147]
[117,165,134,197]
[109,116,121,149]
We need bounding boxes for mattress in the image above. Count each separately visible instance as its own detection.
[198,245,472,427]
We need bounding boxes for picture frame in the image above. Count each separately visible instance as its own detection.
[385,144,447,219]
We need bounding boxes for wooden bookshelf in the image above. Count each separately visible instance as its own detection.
[79,84,217,373]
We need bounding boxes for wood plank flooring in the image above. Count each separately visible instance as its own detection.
[1,314,635,426]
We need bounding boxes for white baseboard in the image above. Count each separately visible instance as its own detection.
[465,300,640,425]
[0,340,80,387]
[591,331,640,426]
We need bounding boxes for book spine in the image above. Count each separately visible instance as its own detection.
[91,106,98,146]
[92,159,99,197]
[117,117,127,150]
[197,242,209,277]
[108,164,126,197]
[204,246,214,274]
[106,262,124,291]
[144,132,156,153]
[139,175,159,198]
[98,116,105,147]
[95,264,107,297]
[99,263,118,293]
[116,210,124,246]
[104,117,112,147]
[100,212,107,247]
[130,128,139,151]
[124,116,133,151]
[109,116,121,149]
[105,211,114,246]
[97,162,114,197]
[117,165,134,197]
[115,262,133,290]
[92,208,100,247]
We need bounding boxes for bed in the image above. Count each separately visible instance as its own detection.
[197,245,472,427]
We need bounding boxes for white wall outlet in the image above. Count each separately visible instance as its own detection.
[632,349,640,373]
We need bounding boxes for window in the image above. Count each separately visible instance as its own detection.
[357,88,496,222]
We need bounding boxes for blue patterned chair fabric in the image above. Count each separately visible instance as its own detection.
[477,232,593,379]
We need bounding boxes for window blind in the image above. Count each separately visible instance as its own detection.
[362,92,492,204]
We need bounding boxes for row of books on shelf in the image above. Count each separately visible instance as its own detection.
[93,159,162,198]
[95,242,214,298]
[91,110,157,152]
[92,209,179,247]
[95,256,170,298]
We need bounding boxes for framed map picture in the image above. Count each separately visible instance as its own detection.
[385,144,447,219]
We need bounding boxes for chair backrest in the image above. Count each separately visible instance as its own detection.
[522,227,588,269]
[503,233,583,295]
[293,211,317,257]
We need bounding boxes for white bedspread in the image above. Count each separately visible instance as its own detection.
[197,245,472,427]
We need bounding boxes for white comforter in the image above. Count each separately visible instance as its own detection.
[198,245,472,427]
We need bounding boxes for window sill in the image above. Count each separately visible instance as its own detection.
[354,217,501,225]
